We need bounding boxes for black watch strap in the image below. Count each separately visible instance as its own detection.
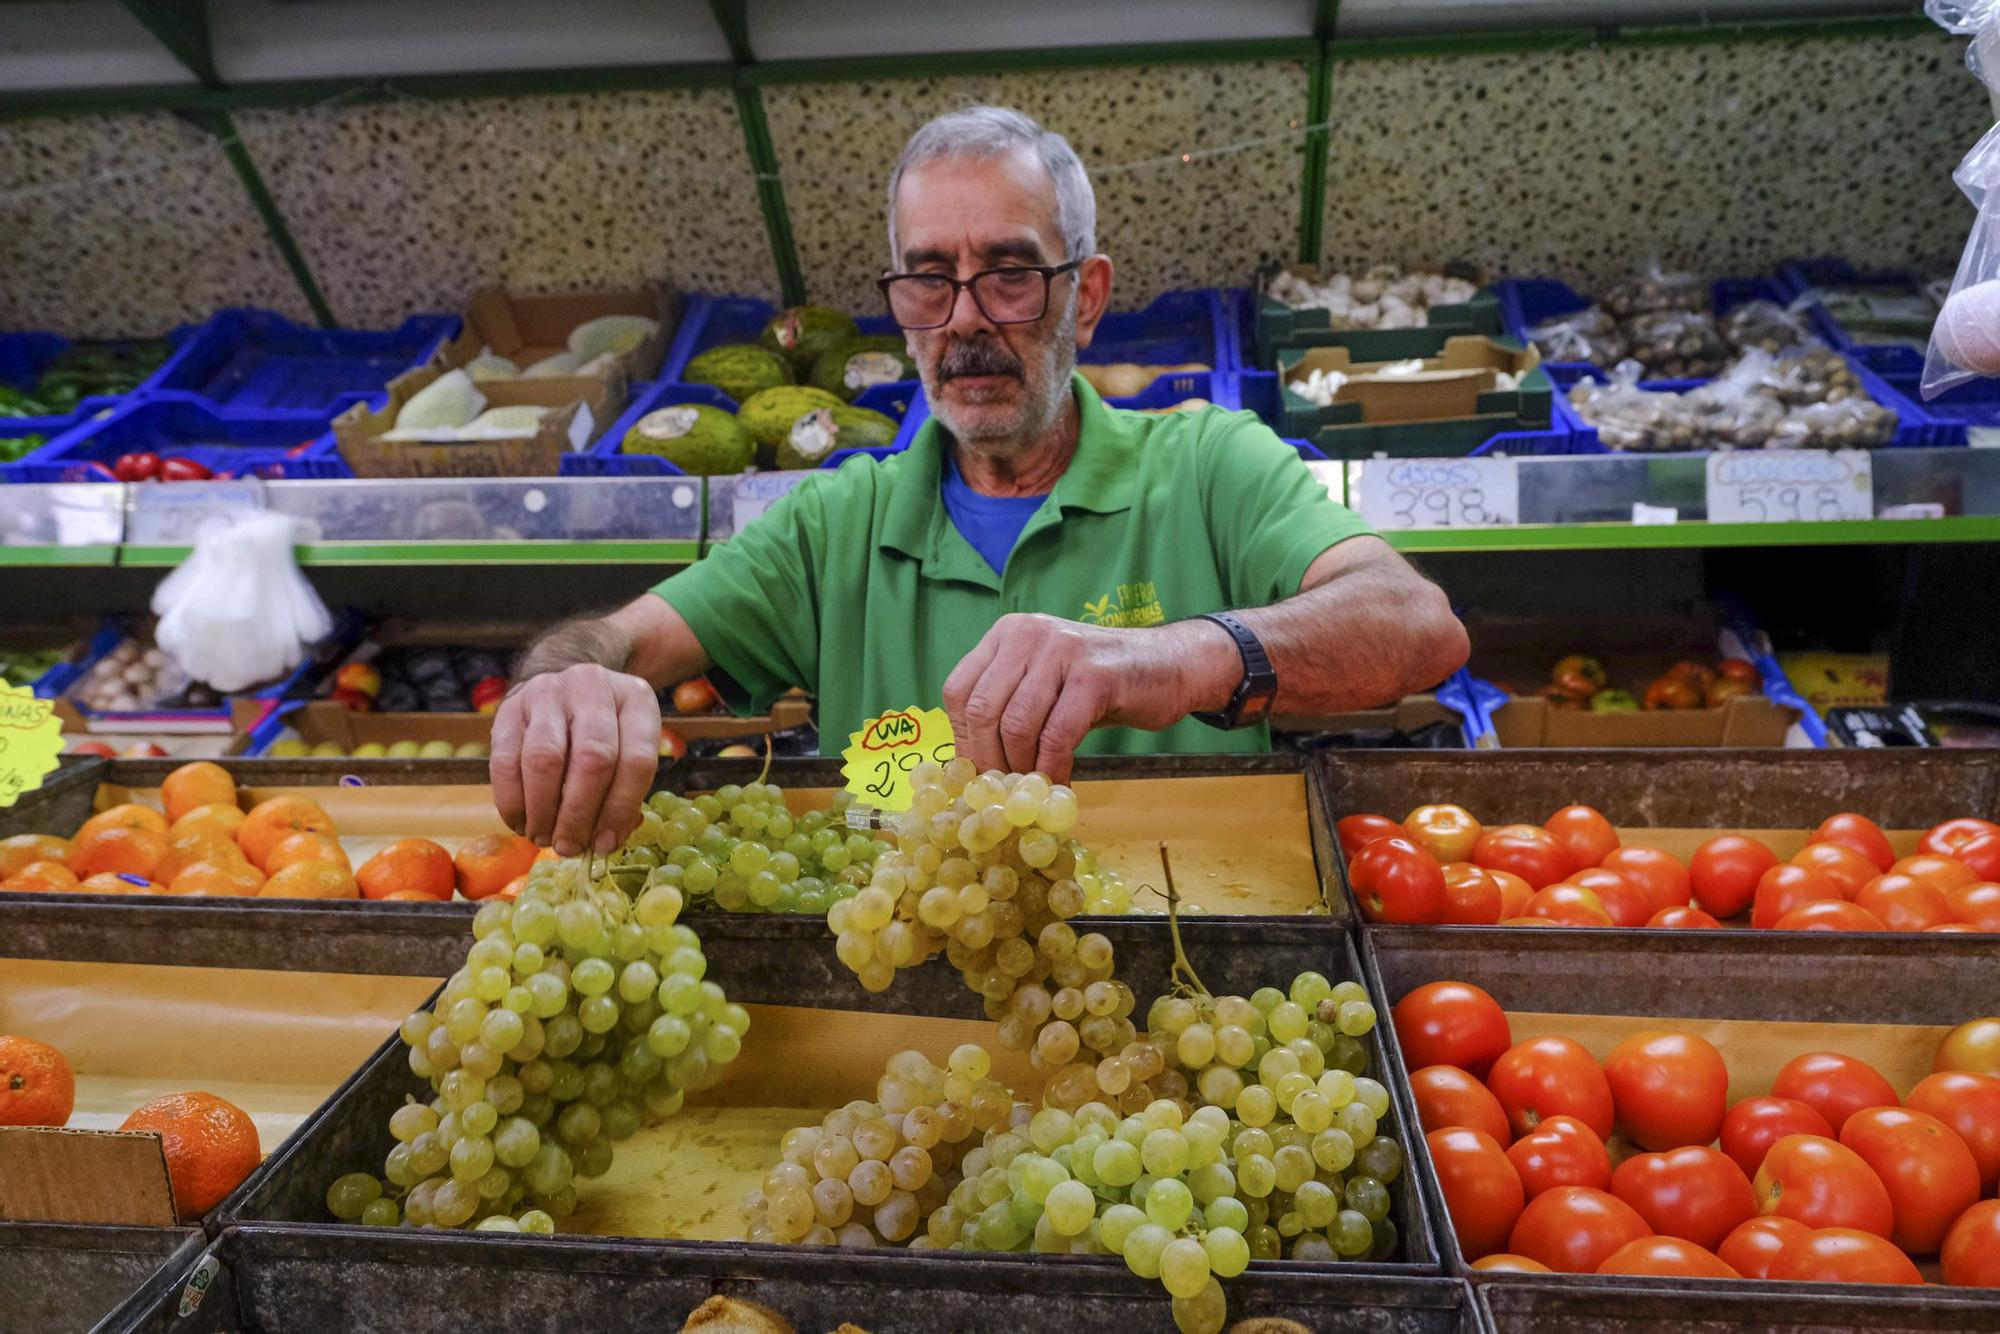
[1190,611,1279,730]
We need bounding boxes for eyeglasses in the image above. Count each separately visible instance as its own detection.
[877,260,1082,330]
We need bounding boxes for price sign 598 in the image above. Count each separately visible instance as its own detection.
[1355,456,1520,530]
[1705,450,1874,524]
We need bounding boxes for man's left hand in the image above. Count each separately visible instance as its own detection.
[941,613,1238,781]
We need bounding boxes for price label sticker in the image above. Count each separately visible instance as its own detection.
[1355,456,1520,530]
[731,470,814,535]
[1705,449,1873,524]
[839,706,956,813]
[0,684,64,808]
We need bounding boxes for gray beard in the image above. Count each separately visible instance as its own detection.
[929,303,1077,456]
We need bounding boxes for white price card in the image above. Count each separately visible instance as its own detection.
[1704,450,1873,524]
[1354,456,1519,530]
[731,470,814,534]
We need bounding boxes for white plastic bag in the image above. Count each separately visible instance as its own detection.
[1923,1,2000,396]
[151,511,332,692]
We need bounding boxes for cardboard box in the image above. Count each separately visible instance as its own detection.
[1280,336,1542,424]
[440,286,676,385]
[333,366,628,478]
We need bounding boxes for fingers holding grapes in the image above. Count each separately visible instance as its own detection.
[491,665,663,858]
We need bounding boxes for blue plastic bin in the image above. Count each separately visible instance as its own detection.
[28,622,123,700]
[0,329,186,436]
[58,611,363,731]
[1778,257,1934,373]
[1548,361,1946,452]
[661,295,914,418]
[149,308,458,417]
[2,393,350,483]
[562,380,743,478]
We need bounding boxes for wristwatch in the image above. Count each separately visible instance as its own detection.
[1190,611,1278,730]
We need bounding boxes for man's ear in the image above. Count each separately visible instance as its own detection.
[1070,255,1116,350]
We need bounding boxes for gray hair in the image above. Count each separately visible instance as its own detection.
[887,106,1097,265]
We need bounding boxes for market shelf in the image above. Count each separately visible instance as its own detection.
[117,539,701,567]
[1384,515,2000,553]
[0,543,120,566]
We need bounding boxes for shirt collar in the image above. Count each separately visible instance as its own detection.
[879,372,1138,559]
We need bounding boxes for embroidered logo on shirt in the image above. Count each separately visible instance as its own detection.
[1080,582,1164,628]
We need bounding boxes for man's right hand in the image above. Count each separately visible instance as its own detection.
[490,664,664,857]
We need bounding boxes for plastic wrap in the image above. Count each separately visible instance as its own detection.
[1767,398,1897,449]
[1760,346,1867,407]
[1923,2,2000,396]
[1720,299,1820,354]
[150,511,333,692]
[1564,363,1704,451]
[1622,309,1731,377]
[1601,264,1707,318]
[1527,303,1628,365]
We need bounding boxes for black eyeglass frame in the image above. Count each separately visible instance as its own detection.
[876,259,1084,330]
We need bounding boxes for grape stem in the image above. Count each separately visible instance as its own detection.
[756,732,774,785]
[1159,843,1208,1000]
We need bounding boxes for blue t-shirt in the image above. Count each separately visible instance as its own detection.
[941,452,1048,574]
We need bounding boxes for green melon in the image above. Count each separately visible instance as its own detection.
[621,403,754,475]
[761,306,860,376]
[808,335,917,401]
[776,404,900,470]
[738,385,844,468]
[683,343,792,404]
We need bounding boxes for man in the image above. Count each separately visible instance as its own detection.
[493,106,1467,857]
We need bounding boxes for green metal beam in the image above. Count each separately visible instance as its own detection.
[740,37,1320,85]
[1327,12,1934,62]
[193,109,337,327]
[706,0,756,67]
[1385,514,2000,554]
[705,0,807,307]
[116,0,218,89]
[1297,0,1340,267]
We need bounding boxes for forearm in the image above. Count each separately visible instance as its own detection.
[1187,540,1469,715]
[515,594,712,691]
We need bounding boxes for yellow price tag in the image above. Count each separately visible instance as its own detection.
[839,706,956,813]
[0,683,64,809]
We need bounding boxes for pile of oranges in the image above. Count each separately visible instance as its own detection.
[0,761,543,902]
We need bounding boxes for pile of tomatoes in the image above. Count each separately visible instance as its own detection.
[1395,980,2000,1285]
[1340,803,2000,932]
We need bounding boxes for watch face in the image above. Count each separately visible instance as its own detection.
[1238,690,1275,726]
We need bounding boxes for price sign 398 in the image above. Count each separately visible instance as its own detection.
[1355,456,1520,530]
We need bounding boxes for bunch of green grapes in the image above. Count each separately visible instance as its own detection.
[604,785,892,914]
[323,855,748,1232]
[828,759,1169,1111]
[740,1046,1021,1247]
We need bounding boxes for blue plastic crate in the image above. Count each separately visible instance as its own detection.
[0,329,186,436]
[1548,360,1946,452]
[3,393,349,483]
[1854,345,2000,434]
[28,622,123,700]
[562,380,753,478]
[660,295,914,415]
[1778,257,1934,374]
[149,308,458,417]
[59,611,363,731]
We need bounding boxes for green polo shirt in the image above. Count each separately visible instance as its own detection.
[652,374,1370,756]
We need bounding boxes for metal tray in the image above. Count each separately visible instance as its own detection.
[0,1221,202,1334]
[1315,748,2000,926]
[104,1227,1485,1334]
[1364,928,2000,1329]
[0,754,1344,978]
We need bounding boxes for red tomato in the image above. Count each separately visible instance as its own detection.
[1930,923,1978,933]
[1404,804,1483,864]
[1439,863,1502,926]
[1594,1235,1739,1279]
[1942,1198,2000,1288]
[1772,1053,1900,1134]
[1768,1227,1924,1285]
[1489,868,1533,919]
[1545,805,1619,872]
[1906,1071,2000,1194]
[1523,884,1613,928]
[1473,824,1573,890]
[1753,1135,1895,1237]
[1335,813,1403,859]
[1507,1186,1653,1273]
[670,676,720,714]
[1720,1096,1834,1178]
[1427,1127,1524,1260]
[1936,1017,2000,1075]
[1349,836,1447,925]
[1891,854,1979,893]
[1505,1115,1611,1201]
[1718,1215,1812,1279]
[1609,1145,1757,1251]
[1750,864,1844,930]
[1470,1253,1549,1273]
[1839,1105,1982,1254]
[1774,900,1889,932]
[1566,868,1652,928]
[1955,832,2000,882]
[1808,813,1895,873]
[1393,981,1512,1079]
[1599,846,1691,915]
[1946,882,2000,930]
[1789,842,1881,899]
[1687,834,1778,919]
[1646,905,1721,929]
[1917,817,2000,860]
[1853,873,1952,932]
[1411,1064,1510,1144]
[1500,916,1554,928]
[1488,1036,1615,1141]
[1603,1031,1729,1150]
